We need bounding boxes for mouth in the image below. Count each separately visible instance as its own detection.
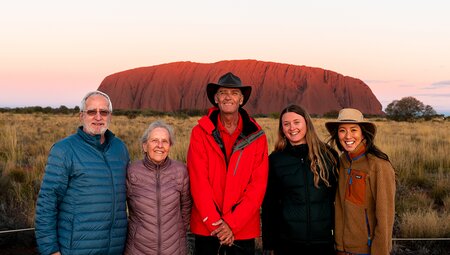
[345,141,355,145]
[289,131,299,136]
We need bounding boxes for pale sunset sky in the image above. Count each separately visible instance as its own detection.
[1,1,449,115]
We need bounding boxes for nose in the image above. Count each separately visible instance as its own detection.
[222,93,232,99]
[344,131,351,139]
[94,111,103,119]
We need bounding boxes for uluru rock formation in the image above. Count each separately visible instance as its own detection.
[98,60,383,115]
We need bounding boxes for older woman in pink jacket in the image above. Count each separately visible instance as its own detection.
[125,120,192,255]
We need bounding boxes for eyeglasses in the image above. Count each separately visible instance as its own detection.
[83,109,111,117]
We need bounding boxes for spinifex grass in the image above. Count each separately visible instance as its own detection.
[0,112,448,238]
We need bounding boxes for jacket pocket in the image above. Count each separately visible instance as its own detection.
[345,169,367,205]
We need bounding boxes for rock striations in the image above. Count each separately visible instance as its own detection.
[98,60,383,115]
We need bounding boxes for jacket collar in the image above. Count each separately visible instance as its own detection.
[345,139,367,161]
[202,107,261,137]
[77,126,114,151]
[284,142,309,158]
[143,154,170,171]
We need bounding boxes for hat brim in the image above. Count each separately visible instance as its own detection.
[325,121,376,136]
[206,83,252,107]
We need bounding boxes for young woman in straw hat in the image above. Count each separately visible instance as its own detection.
[326,108,395,255]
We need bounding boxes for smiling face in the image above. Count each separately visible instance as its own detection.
[214,88,243,114]
[338,123,364,152]
[282,112,307,145]
[80,94,111,138]
[143,127,171,164]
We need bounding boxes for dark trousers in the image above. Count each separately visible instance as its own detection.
[194,235,255,255]
[274,240,335,255]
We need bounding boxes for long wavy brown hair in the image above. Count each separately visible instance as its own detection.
[274,104,338,188]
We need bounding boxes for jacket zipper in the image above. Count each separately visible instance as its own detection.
[233,150,243,176]
[342,160,352,250]
[156,166,161,255]
[104,152,115,254]
[302,157,311,242]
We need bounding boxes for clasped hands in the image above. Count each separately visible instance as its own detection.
[211,219,234,246]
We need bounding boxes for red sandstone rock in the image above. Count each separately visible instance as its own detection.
[98,60,383,115]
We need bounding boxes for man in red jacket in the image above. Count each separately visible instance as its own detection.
[187,72,269,255]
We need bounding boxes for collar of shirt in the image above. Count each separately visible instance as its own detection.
[217,113,243,161]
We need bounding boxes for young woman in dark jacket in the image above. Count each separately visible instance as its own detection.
[262,104,339,255]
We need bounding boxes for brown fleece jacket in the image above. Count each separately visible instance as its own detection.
[335,149,395,255]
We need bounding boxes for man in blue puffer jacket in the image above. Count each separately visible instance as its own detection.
[35,91,130,255]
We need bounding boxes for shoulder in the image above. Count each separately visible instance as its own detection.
[269,150,284,160]
[367,154,395,174]
[127,160,145,173]
[169,159,186,168]
[129,159,144,167]
[49,133,78,155]
[167,159,189,182]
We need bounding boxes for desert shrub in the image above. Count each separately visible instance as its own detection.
[0,112,449,243]
[399,210,450,237]
[431,177,450,207]
[395,188,434,215]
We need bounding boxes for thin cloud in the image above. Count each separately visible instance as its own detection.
[364,79,402,84]
[430,80,450,88]
[413,93,450,98]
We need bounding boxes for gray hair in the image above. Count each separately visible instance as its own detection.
[141,120,176,146]
[80,91,113,112]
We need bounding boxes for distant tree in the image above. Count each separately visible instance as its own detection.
[422,105,437,120]
[57,105,70,114]
[385,96,436,121]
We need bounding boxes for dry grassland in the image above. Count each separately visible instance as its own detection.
[0,112,449,239]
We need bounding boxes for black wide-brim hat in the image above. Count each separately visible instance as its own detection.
[206,72,252,107]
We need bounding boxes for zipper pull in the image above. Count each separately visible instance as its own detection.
[348,168,352,184]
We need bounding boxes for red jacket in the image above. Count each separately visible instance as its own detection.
[187,107,269,240]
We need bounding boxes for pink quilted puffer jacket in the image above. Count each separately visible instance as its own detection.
[125,157,191,255]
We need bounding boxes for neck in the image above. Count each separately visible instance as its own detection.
[220,112,239,134]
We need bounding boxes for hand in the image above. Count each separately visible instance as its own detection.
[211,219,235,246]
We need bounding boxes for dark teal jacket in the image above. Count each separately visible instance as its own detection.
[35,127,129,255]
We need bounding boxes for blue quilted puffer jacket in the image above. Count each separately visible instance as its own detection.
[35,127,129,255]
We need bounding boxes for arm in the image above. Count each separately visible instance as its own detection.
[187,126,222,232]
[180,166,192,231]
[35,144,71,255]
[261,154,279,250]
[371,160,396,255]
[222,135,269,234]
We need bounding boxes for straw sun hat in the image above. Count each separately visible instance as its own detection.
[325,108,376,135]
